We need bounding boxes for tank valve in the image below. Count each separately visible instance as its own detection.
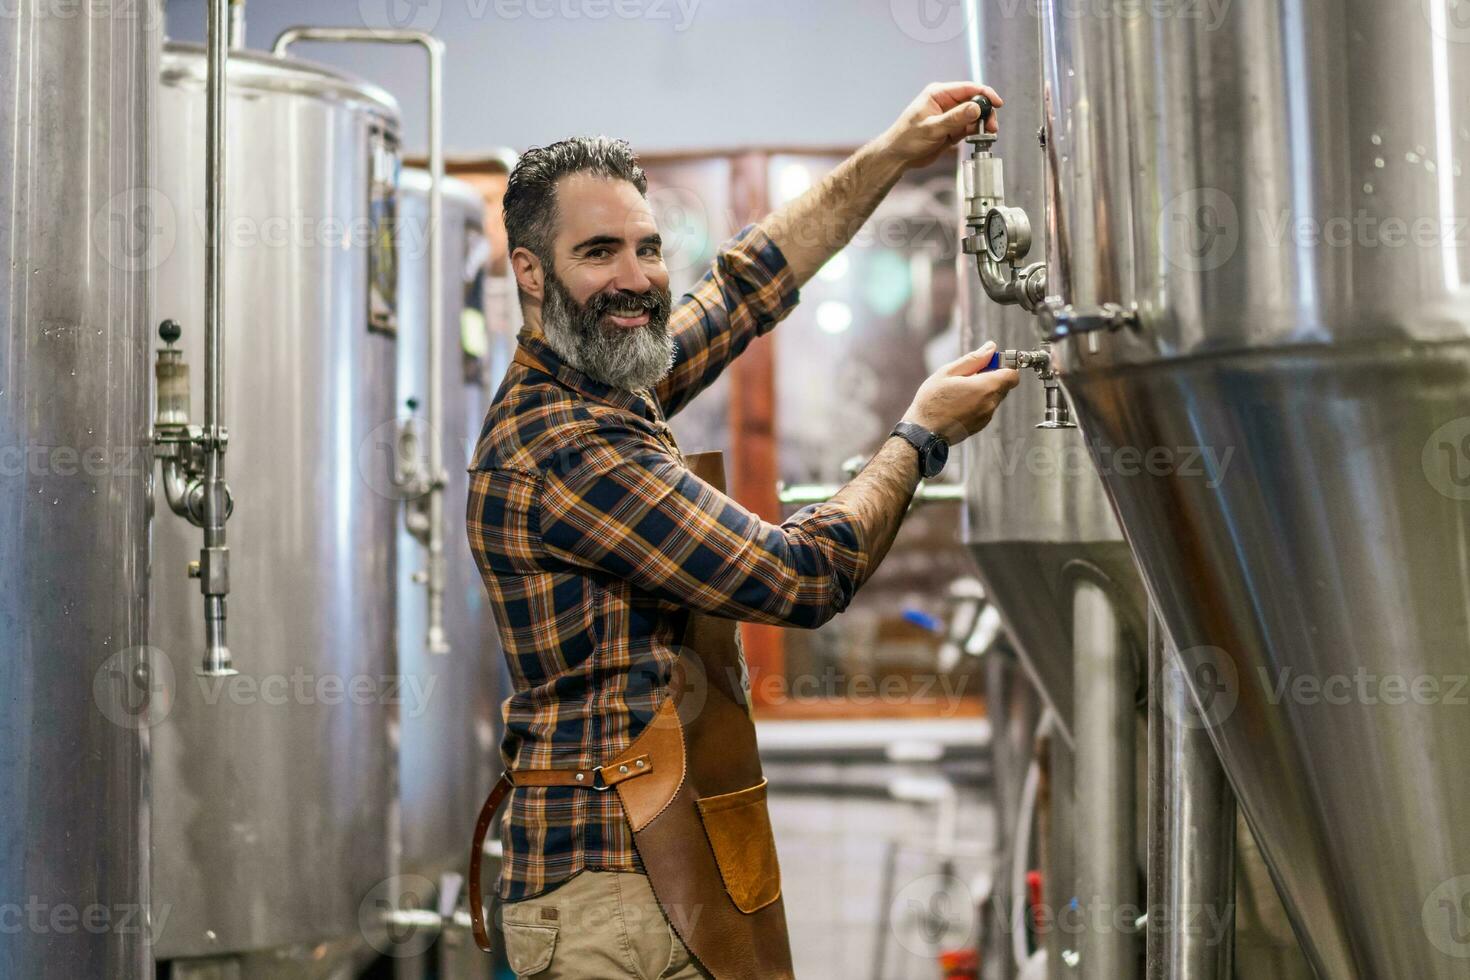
[986,346,1076,429]
[153,318,237,676]
[961,96,1048,314]
[154,320,235,526]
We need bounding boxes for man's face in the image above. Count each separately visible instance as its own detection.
[513,172,675,391]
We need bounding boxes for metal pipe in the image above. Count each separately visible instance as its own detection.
[228,0,246,49]
[1146,607,1236,980]
[1072,579,1138,980]
[200,0,234,676]
[273,26,451,654]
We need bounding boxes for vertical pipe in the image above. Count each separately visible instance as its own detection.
[1072,580,1137,980]
[201,0,234,676]
[271,27,450,655]
[1146,608,1236,980]
[424,38,448,653]
[228,0,246,49]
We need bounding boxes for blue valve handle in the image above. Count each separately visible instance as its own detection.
[982,350,1002,371]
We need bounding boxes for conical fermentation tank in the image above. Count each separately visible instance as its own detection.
[394,168,502,887]
[150,43,403,974]
[0,5,157,977]
[1035,1,1470,976]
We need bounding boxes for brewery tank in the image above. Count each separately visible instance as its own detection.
[0,5,157,977]
[958,0,1146,742]
[1036,1,1470,976]
[150,42,402,973]
[395,168,500,886]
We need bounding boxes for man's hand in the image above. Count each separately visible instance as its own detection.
[878,82,1004,171]
[759,81,1004,286]
[903,341,1020,446]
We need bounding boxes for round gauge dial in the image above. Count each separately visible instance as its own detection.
[985,208,1011,262]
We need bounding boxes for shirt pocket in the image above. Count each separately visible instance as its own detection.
[695,778,782,913]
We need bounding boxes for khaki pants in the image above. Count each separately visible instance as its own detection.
[500,870,711,979]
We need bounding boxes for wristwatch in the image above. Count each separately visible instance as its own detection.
[890,421,949,479]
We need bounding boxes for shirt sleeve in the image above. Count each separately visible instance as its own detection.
[653,224,800,420]
[537,424,867,630]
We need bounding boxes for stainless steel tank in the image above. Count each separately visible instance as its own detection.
[958,0,1146,741]
[1036,1,1470,976]
[395,169,499,888]
[151,43,402,973]
[0,5,157,978]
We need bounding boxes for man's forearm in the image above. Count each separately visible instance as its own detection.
[829,435,922,580]
[758,141,907,286]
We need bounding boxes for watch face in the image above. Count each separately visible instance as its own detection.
[923,438,949,478]
[985,210,1009,262]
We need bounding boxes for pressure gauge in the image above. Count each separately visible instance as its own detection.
[983,206,1031,263]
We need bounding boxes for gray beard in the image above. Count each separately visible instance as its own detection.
[540,274,675,393]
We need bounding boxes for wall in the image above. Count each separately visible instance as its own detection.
[165,0,972,156]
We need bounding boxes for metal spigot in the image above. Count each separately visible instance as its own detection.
[994,347,1077,429]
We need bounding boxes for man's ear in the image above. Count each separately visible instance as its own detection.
[510,247,545,302]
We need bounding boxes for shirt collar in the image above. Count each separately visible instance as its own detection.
[513,327,659,421]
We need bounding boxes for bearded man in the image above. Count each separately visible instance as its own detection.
[467,82,1017,980]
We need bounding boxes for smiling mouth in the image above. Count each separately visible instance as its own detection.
[603,310,651,328]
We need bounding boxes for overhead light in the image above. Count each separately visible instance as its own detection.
[777,163,812,204]
[815,300,852,335]
[817,251,849,282]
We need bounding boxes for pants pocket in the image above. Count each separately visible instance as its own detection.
[695,778,781,913]
[501,913,558,977]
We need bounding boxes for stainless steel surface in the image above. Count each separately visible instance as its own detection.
[272,27,453,657]
[0,4,156,976]
[395,169,499,885]
[1146,610,1234,980]
[1071,581,1140,980]
[959,0,1132,737]
[152,43,401,965]
[1037,0,1470,975]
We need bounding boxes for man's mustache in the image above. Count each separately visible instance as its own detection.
[583,287,672,324]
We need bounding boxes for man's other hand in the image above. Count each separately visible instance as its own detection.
[877,82,1004,171]
[903,341,1020,445]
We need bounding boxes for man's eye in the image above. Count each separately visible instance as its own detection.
[586,247,611,259]
[639,246,662,258]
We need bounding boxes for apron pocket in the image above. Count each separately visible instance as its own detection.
[695,778,781,913]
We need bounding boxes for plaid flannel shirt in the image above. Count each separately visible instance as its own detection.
[467,225,871,901]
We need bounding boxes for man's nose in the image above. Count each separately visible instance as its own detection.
[610,251,652,293]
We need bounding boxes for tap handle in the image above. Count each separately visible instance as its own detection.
[971,94,993,126]
[159,319,182,346]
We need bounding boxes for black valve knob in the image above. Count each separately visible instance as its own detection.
[971,94,993,125]
[406,397,420,412]
[159,319,182,345]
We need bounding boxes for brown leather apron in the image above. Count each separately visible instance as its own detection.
[470,452,795,980]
